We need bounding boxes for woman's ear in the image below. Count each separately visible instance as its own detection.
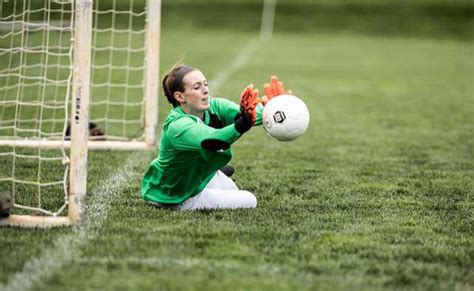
[174,91,186,104]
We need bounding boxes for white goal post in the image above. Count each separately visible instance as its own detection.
[0,0,161,227]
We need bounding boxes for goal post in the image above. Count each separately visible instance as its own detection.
[68,0,92,226]
[144,0,160,148]
[0,0,161,227]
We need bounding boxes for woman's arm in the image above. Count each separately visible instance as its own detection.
[213,97,264,126]
[168,116,244,152]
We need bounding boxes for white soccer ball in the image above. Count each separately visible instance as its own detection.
[262,94,310,141]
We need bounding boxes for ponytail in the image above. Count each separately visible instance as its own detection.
[162,64,196,108]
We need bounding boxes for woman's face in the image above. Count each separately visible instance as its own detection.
[178,70,210,116]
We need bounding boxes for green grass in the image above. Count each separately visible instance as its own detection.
[1,1,474,290]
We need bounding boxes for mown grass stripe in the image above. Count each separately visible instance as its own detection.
[209,39,261,91]
[1,152,145,291]
[72,256,283,276]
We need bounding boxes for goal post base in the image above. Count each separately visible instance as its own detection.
[0,215,72,228]
[0,140,154,150]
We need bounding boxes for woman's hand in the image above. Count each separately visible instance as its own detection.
[240,84,260,125]
[261,76,293,106]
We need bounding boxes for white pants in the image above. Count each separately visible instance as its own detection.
[177,171,257,210]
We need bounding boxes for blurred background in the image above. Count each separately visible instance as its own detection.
[159,0,474,38]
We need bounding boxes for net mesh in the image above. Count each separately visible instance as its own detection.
[0,0,73,216]
[90,0,146,141]
[0,0,148,216]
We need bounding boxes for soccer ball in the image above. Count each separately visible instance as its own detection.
[262,94,310,141]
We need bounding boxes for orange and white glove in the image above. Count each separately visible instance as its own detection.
[239,84,260,125]
[261,76,293,106]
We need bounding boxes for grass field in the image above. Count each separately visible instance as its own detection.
[1,1,473,290]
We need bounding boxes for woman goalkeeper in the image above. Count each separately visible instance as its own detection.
[141,64,288,210]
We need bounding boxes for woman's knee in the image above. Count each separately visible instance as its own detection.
[206,171,238,191]
[242,191,257,208]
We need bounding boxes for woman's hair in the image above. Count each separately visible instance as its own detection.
[162,63,196,107]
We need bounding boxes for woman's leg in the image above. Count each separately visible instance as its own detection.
[178,188,257,210]
[205,170,238,190]
[146,172,254,211]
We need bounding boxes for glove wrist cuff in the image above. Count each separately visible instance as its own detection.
[234,114,252,134]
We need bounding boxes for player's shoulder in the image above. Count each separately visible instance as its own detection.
[164,109,198,132]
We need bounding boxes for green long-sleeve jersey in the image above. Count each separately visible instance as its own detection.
[141,97,263,204]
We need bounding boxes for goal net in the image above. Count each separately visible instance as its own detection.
[0,0,160,227]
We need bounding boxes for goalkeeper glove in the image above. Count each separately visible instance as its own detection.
[240,84,260,125]
[261,76,292,106]
[235,84,260,134]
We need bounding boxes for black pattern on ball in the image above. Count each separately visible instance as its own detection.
[273,111,286,123]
